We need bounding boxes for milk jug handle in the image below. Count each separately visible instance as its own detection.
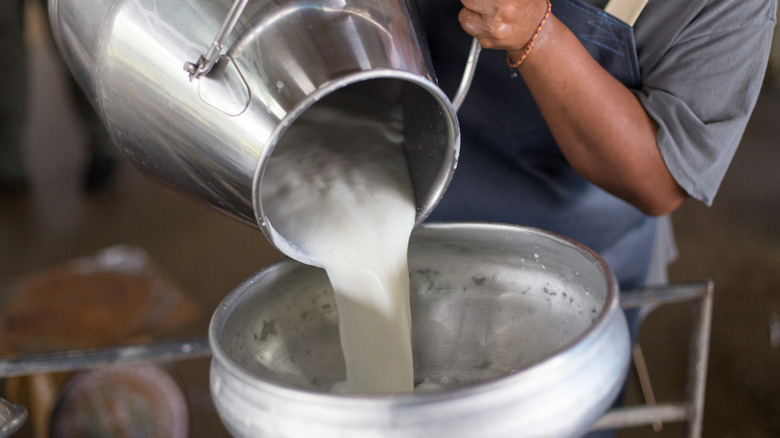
[451,37,482,112]
[184,0,250,80]
[183,0,483,106]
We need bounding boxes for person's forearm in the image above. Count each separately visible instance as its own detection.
[515,15,686,216]
[459,0,687,215]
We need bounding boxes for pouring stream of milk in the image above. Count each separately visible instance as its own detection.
[261,94,415,393]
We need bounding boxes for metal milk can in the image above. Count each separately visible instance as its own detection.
[48,0,462,263]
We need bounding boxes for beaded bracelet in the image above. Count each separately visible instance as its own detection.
[507,0,552,75]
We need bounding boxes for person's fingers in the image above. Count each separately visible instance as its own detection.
[460,0,495,16]
[458,7,488,38]
[459,6,510,49]
[459,0,549,52]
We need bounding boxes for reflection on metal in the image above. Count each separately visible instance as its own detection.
[591,281,714,438]
[198,55,251,116]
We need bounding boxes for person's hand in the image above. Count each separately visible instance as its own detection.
[458,0,550,58]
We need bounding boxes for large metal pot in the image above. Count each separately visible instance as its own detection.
[209,223,631,438]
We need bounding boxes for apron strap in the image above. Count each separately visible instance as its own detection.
[604,0,649,26]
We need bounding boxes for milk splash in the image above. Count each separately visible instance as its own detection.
[261,93,415,394]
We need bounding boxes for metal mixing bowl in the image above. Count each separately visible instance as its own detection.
[209,223,631,437]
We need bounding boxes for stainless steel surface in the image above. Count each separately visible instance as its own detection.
[209,223,632,438]
[48,0,460,265]
[0,338,211,378]
[0,398,26,438]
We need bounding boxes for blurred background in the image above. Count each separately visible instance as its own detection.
[1,1,778,437]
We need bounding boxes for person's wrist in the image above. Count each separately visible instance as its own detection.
[506,0,552,70]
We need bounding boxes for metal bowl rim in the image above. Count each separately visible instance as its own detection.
[208,222,621,405]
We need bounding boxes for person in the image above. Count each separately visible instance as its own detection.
[418,0,776,294]
[0,0,118,192]
[419,1,774,435]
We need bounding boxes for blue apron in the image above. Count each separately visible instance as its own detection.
[419,0,656,290]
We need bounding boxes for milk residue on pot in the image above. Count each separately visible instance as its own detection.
[261,93,416,394]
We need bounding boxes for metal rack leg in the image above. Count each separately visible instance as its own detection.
[685,282,714,438]
[591,281,714,437]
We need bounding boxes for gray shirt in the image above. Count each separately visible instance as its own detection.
[598,0,776,282]
[624,0,776,205]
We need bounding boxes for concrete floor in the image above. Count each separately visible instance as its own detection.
[1,5,778,437]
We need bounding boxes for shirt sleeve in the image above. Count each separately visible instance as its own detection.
[632,0,777,205]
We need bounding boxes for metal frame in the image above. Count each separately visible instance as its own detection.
[0,282,713,437]
[0,339,211,437]
[591,281,714,437]
[0,338,211,378]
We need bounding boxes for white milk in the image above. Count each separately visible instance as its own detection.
[261,95,416,394]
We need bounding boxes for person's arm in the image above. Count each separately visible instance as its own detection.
[458,0,688,216]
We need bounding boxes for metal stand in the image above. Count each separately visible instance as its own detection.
[0,338,210,378]
[0,338,210,437]
[1,282,713,437]
[591,281,714,437]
